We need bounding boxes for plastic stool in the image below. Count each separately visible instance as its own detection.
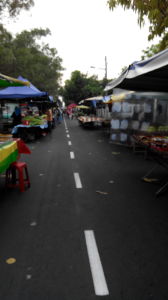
[6,161,30,192]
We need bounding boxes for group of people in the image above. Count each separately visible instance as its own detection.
[46,107,63,131]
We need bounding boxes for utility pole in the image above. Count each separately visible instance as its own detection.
[105,56,107,80]
[90,56,107,80]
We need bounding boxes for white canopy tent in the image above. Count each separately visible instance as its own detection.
[104,48,168,93]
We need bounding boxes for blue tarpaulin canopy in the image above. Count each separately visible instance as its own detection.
[49,95,54,102]
[0,76,48,99]
[104,48,168,93]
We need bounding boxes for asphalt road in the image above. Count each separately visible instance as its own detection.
[1,117,168,300]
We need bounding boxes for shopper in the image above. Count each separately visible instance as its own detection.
[46,107,53,132]
[11,106,22,127]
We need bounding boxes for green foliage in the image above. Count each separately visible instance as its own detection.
[0,0,34,19]
[0,25,63,97]
[61,70,104,104]
[121,66,127,73]
[141,43,161,60]
[107,0,168,50]
[0,24,15,74]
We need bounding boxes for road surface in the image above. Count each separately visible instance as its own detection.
[0,117,168,299]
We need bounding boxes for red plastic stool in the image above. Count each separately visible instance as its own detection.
[6,161,30,192]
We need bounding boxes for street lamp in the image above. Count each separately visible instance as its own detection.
[90,56,108,80]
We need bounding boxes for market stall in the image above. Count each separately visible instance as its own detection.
[104,48,168,196]
[12,114,48,141]
[77,96,106,127]
[0,76,50,139]
[107,91,168,146]
[74,105,90,118]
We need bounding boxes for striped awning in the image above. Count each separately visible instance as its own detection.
[0,140,18,173]
[0,73,30,87]
[0,138,31,173]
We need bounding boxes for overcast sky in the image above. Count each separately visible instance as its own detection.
[5,0,159,84]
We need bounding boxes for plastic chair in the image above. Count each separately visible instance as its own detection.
[6,161,30,192]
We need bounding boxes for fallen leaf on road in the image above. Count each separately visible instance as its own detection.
[30,221,37,226]
[96,190,108,195]
[143,177,159,183]
[112,152,120,155]
[6,258,16,264]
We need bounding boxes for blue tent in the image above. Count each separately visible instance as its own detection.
[49,95,54,102]
[0,76,48,99]
[104,48,168,93]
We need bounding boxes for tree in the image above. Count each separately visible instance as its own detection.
[61,70,104,104]
[141,43,161,60]
[107,0,168,50]
[0,25,63,97]
[0,0,34,19]
[0,24,15,75]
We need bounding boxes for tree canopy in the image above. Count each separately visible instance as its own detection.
[0,1,64,98]
[0,25,63,97]
[0,0,34,18]
[108,0,168,50]
[61,70,105,104]
[141,43,161,60]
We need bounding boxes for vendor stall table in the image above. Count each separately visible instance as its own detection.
[78,116,105,127]
[12,123,48,141]
[133,135,168,196]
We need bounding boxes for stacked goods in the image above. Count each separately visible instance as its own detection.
[158,126,168,132]
[147,126,157,133]
[147,125,168,133]
[134,135,168,152]
[0,134,13,142]
[22,115,47,126]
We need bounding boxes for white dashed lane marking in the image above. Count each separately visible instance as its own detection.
[70,151,75,159]
[64,117,109,296]
[74,172,82,189]
[84,230,109,296]
[63,118,67,129]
